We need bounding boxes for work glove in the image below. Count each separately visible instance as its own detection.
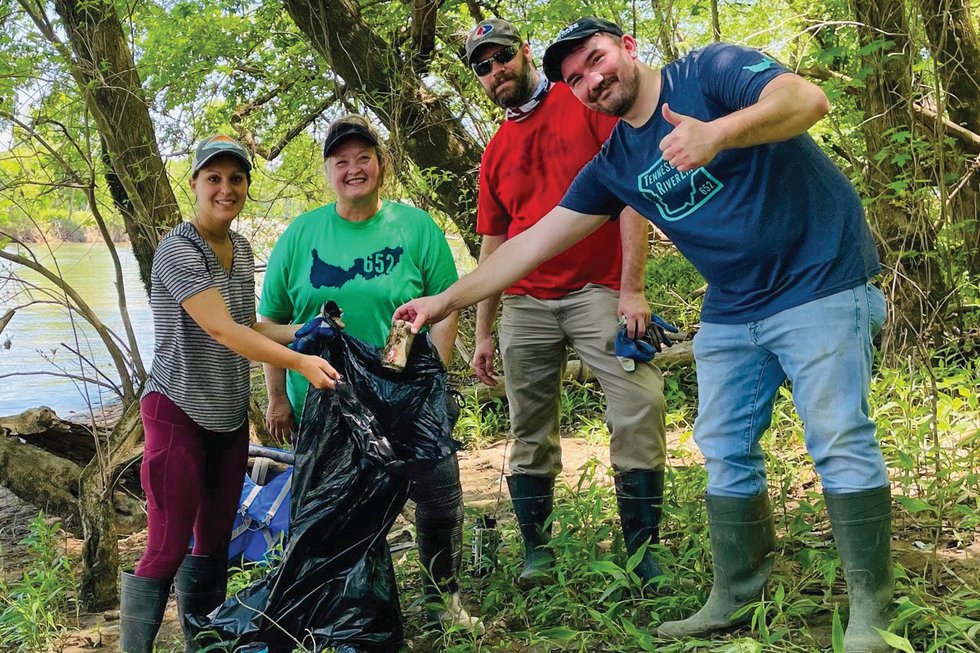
[614,315,678,371]
[291,301,344,354]
[646,314,679,352]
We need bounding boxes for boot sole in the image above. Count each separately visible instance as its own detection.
[657,616,750,640]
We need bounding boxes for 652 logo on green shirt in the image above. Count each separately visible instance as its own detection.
[310,245,404,289]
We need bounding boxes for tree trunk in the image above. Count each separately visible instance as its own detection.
[248,396,279,447]
[918,0,980,134]
[410,0,440,72]
[78,400,145,610]
[651,0,680,61]
[851,0,947,351]
[50,0,182,292]
[918,0,980,276]
[20,0,183,610]
[283,0,483,259]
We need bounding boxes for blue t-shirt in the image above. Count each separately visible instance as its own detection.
[560,42,881,323]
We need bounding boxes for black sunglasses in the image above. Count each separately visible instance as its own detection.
[471,46,518,77]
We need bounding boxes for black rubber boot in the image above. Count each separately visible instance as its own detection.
[658,492,776,638]
[825,486,894,653]
[506,474,555,589]
[174,554,228,653]
[615,470,668,588]
[417,523,481,631]
[119,572,170,653]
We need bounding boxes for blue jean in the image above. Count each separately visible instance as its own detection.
[693,284,888,497]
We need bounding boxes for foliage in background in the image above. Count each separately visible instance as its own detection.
[644,249,706,330]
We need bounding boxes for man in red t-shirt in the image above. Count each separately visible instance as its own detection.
[465,18,669,590]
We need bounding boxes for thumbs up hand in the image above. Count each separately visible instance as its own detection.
[658,103,721,172]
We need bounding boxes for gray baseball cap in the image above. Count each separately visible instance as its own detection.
[543,17,624,82]
[465,18,522,64]
[191,135,252,174]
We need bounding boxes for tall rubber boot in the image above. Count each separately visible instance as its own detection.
[658,492,776,639]
[174,554,228,653]
[119,572,170,653]
[417,523,482,632]
[615,470,668,588]
[506,474,555,589]
[825,486,894,653]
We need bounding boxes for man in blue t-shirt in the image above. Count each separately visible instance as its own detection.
[396,17,891,652]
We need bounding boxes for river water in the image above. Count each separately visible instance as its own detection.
[0,235,472,418]
[0,243,154,417]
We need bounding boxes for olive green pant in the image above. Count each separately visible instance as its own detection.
[499,284,667,476]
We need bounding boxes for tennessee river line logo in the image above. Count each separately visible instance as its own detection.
[637,159,723,221]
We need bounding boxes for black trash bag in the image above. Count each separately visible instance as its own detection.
[194,328,459,653]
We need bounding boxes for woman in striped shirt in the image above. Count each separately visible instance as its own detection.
[119,135,340,653]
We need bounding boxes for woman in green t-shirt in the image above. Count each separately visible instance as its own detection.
[259,115,480,635]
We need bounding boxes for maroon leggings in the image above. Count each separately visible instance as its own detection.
[135,392,249,580]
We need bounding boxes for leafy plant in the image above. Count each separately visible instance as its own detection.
[0,515,75,653]
[453,392,509,450]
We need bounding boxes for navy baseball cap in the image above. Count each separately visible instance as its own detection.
[542,17,624,82]
[322,121,380,158]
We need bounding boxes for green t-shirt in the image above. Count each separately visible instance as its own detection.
[259,200,459,417]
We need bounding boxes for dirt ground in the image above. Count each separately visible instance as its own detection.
[2,433,978,652]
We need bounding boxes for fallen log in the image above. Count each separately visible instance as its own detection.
[0,432,145,535]
[1,406,104,467]
[461,339,694,404]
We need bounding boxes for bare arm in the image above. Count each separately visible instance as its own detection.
[659,73,830,172]
[395,206,609,331]
[252,320,302,345]
[472,234,506,385]
[181,288,340,389]
[258,314,295,441]
[429,311,459,368]
[617,207,651,339]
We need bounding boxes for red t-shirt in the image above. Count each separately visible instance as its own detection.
[477,83,623,299]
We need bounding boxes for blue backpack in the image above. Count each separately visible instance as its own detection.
[228,447,294,563]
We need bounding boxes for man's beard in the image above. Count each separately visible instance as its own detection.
[491,56,537,108]
[588,65,640,117]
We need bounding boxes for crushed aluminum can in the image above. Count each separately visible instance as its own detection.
[382,319,415,371]
[470,514,500,578]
